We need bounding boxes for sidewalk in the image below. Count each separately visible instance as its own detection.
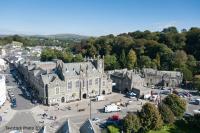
[0,100,16,128]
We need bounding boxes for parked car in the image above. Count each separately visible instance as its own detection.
[149,95,159,101]
[31,99,37,104]
[183,112,193,119]
[9,92,15,98]
[126,92,137,98]
[193,109,200,114]
[92,117,100,122]
[104,104,121,113]
[190,99,200,105]
[160,90,170,95]
[7,89,11,93]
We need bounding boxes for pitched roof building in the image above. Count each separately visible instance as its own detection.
[17,57,112,105]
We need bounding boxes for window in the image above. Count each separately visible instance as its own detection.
[95,78,98,85]
[55,87,59,94]
[89,79,92,86]
[76,80,80,88]
[103,81,105,86]
[83,80,85,87]
[68,81,72,90]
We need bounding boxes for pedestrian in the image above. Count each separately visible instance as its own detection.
[54,116,57,120]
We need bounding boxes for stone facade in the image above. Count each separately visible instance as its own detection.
[108,68,183,97]
[108,69,149,97]
[142,68,183,87]
[17,57,112,105]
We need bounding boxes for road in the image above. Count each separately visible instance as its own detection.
[5,66,36,110]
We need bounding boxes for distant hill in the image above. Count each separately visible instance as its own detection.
[30,34,90,41]
[0,33,90,41]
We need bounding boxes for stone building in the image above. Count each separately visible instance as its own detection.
[108,69,149,97]
[142,68,183,87]
[17,57,112,105]
[108,68,183,97]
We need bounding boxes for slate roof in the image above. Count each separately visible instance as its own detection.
[63,62,99,76]
[56,119,79,133]
[143,68,182,78]
[79,119,100,133]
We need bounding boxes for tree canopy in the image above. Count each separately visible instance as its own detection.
[139,103,163,131]
[163,94,186,118]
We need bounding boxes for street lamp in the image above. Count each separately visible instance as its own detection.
[89,98,95,120]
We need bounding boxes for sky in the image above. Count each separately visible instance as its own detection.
[0,0,200,36]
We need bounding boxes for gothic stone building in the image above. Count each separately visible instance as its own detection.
[17,58,112,105]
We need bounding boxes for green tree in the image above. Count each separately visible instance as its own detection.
[185,27,200,60]
[63,52,73,63]
[86,44,97,57]
[123,113,141,133]
[127,49,137,69]
[180,67,193,81]
[189,114,200,129]
[194,76,200,92]
[155,53,161,69]
[139,103,163,131]
[158,103,175,124]
[162,26,178,33]
[119,49,127,68]
[40,48,56,61]
[163,94,186,118]
[172,50,188,69]
[139,56,152,68]
[104,54,119,70]
[73,54,84,62]
[186,55,197,74]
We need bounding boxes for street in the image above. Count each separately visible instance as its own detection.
[5,65,36,110]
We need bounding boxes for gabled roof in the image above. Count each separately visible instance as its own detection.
[56,119,79,133]
[80,119,100,133]
[38,126,46,133]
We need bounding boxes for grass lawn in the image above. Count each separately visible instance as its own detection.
[149,120,199,133]
[148,125,177,133]
[103,120,199,133]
